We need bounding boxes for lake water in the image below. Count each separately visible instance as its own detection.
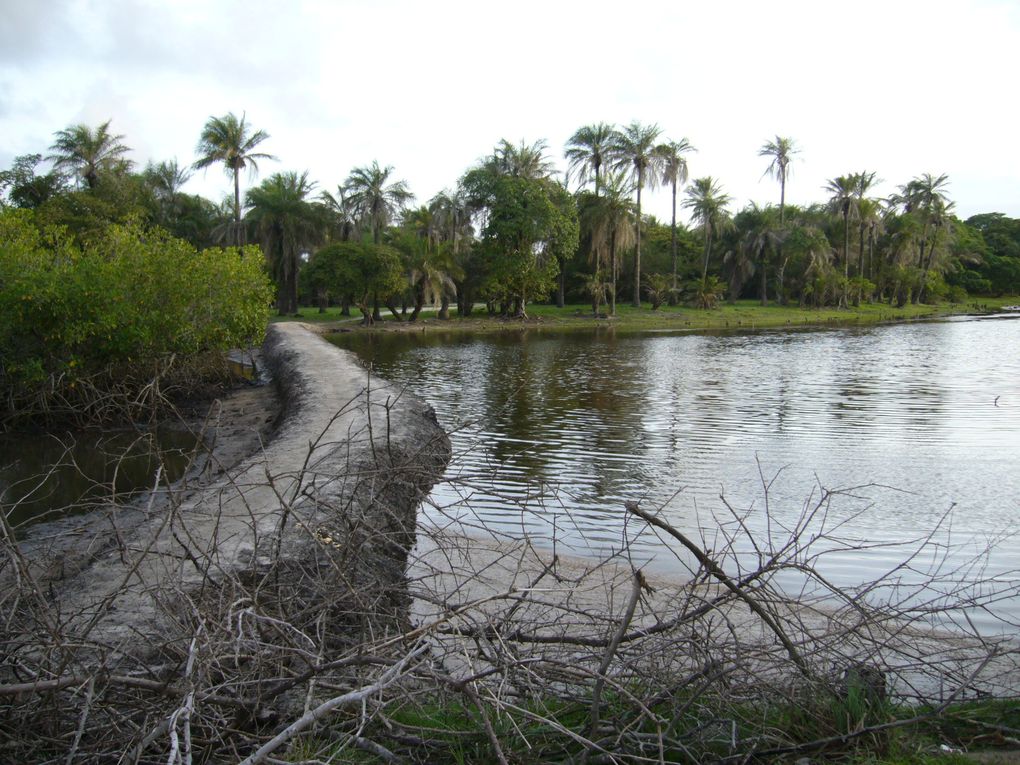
[0,427,198,530]
[336,316,1020,632]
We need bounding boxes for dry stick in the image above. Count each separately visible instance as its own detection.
[64,676,95,765]
[461,681,510,765]
[236,643,427,765]
[625,500,812,676]
[582,568,643,765]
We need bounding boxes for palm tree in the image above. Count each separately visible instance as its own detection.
[246,171,321,315]
[734,204,783,305]
[193,112,276,242]
[47,120,131,189]
[578,171,636,316]
[759,136,798,224]
[851,171,881,280]
[656,138,695,299]
[564,123,616,196]
[825,175,857,305]
[144,159,192,223]
[682,176,732,284]
[612,121,664,306]
[343,161,415,244]
[319,186,360,243]
[429,189,475,316]
[485,139,557,180]
[892,173,953,301]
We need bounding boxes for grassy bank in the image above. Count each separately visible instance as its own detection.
[273,297,1016,336]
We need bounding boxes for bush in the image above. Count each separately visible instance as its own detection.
[0,209,272,425]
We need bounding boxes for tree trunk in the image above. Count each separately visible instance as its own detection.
[372,294,382,322]
[633,181,643,307]
[385,297,403,321]
[439,295,450,320]
[610,235,618,317]
[340,296,351,317]
[759,249,768,306]
[669,182,678,306]
[557,265,565,308]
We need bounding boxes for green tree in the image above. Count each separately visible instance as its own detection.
[892,173,954,301]
[246,171,321,315]
[683,176,732,284]
[576,171,636,316]
[759,136,798,224]
[734,203,783,305]
[0,154,67,208]
[343,161,415,244]
[193,112,276,243]
[47,120,131,190]
[611,121,664,306]
[564,123,616,197]
[462,143,579,317]
[825,175,857,305]
[310,242,404,325]
[656,138,695,300]
[485,139,557,180]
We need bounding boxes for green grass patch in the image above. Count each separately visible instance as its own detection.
[276,297,1014,337]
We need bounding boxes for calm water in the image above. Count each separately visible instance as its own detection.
[333,316,1020,630]
[0,428,198,529]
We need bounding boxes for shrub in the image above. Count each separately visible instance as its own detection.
[0,209,272,426]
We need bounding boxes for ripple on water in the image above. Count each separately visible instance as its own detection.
[335,318,1020,633]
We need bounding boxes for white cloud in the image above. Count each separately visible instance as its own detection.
[1,0,1017,220]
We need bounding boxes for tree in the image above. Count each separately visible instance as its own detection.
[246,171,321,315]
[343,161,415,244]
[612,122,664,307]
[564,123,616,197]
[683,176,731,284]
[0,154,66,208]
[759,136,798,224]
[193,112,276,243]
[144,159,192,228]
[429,189,476,316]
[892,173,953,301]
[825,175,857,305]
[309,242,404,325]
[47,120,131,190]
[484,139,557,181]
[656,138,695,300]
[734,203,783,305]
[461,143,578,318]
[576,171,636,316]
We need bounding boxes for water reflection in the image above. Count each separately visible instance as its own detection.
[333,318,1020,628]
[0,428,198,529]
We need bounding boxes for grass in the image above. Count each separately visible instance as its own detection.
[271,297,1015,336]
[287,688,1020,764]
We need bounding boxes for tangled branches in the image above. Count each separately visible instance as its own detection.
[2,378,1018,763]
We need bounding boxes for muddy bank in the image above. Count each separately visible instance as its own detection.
[1,323,450,754]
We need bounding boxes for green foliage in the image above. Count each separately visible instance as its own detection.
[0,209,272,424]
[462,164,579,315]
[307,241,404,323]
[643,272,672,309]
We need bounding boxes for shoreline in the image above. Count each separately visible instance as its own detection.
[277,297,1018,339]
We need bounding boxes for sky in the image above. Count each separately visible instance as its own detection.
[2,0,1019,225]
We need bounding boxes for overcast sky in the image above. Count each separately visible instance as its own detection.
[2,0,1018,225]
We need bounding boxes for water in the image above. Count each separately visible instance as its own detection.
[0,427,199,529]
[334,316,1020,631]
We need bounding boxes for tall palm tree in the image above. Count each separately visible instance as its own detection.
[564,123,616,196]
[343,161,415,244]
[851,171,880,279]
[612,121,664,306]
[825,175,857,305]
[682,176,732,283]
[893,173,953,301]
[193,112,276,241]
[656,138,696,299]
[759,136,798,224]
[485,139,557,180]
[735,203,783,305]
[246,171,321,315]
[319,186,360,243]
[144,158,192,219]
[48,119,131,189]
[578,171,636,316]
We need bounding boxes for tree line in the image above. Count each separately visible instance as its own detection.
[2,116,1019,325]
